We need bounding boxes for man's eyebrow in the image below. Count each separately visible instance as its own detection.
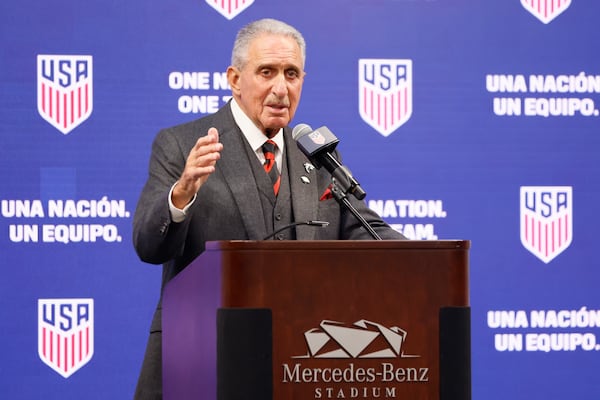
[255,61,301,70]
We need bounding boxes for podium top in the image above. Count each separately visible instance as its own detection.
[206,239,470,251]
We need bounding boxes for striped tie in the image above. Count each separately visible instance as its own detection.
[262,140,281,196]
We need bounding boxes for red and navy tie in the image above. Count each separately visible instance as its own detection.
[262,140,281,196]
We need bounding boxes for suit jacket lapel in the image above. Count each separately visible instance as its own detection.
[216,106,269,240]
[284,128,320,240]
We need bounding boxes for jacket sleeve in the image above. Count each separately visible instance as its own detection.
[132,127,197,265]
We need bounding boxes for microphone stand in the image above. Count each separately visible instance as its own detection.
[329,178,382,241]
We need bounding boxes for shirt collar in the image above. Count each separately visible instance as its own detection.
[230,98,284,152]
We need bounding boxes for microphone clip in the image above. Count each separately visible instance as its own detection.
[330,165,367,201]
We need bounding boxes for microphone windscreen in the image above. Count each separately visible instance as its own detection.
[292,123,313,140]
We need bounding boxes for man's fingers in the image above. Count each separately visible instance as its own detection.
[207,127,219,142]
[192,128,223,157]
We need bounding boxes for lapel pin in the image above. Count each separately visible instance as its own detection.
[300,176,311,184]
[303,163,315,174]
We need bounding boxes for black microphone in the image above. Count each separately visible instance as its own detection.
[262,220,330,240]
[292,124,366,200]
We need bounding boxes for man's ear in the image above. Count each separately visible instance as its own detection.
[227,66,241,95]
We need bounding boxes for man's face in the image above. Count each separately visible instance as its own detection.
[228,33,305,137]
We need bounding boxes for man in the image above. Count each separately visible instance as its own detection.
[132,18,405,399]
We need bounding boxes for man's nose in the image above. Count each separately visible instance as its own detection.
[272,74,288,96]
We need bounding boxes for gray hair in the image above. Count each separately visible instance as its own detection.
[231,18,306,69]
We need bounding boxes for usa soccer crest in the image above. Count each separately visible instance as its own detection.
[521,0,572,24]
[308,130,326,145]
[520,186,573,263]
[37,55,93,135]
[38,298,94,378]
[359,59,413,137]
[205,0,254,20]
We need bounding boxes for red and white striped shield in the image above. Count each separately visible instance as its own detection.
[308,130,326,145]
[520,186,573,263]
[521,0,572,24]
[205,0,254,20]
[38,298,94,378]
[37,55,93,135]
[359,59,413,137]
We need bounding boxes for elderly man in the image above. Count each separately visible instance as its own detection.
[132,18,405,399]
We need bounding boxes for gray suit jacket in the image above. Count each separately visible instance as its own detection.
[132,102,404,398]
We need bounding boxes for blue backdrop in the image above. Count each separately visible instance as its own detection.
[1,0,599,398]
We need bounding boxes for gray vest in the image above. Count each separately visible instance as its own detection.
[243,141,295,240]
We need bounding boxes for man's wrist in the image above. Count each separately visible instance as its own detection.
[169,181,196,222]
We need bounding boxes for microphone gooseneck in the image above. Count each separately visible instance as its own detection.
[262,220,330,240]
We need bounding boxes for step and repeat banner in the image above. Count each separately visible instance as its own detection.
[1,0,599,399]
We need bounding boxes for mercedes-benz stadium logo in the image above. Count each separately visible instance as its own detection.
[293,319,419,359]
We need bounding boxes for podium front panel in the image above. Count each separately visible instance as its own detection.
[163,240,470,400]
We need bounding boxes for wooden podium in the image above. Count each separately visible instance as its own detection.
[163,240,470,400]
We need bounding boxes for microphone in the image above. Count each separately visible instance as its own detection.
[262,220,330,240]
[292,124,366,200]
